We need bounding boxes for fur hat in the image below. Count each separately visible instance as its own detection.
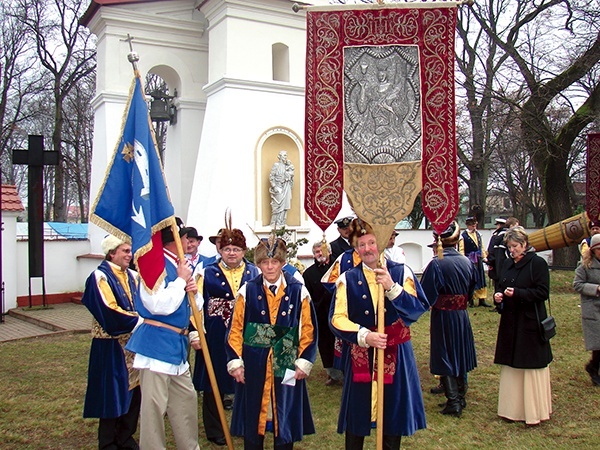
[254,237,287,264]
[101,235,125,255]
[347,217,375,247]
[590,234,600,250]
[219,228,247,250]
[434,221,460,247]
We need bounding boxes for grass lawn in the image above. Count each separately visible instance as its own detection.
[1,270,598,449]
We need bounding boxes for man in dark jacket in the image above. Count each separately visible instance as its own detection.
[330,216,353,261]
[303,241,343,385]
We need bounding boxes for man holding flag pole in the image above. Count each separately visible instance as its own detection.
[91,41,234,449]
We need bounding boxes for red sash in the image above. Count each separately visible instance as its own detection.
[433,294,467,311]
[350,319,410,384]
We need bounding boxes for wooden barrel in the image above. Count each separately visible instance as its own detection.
[529,212,591,252]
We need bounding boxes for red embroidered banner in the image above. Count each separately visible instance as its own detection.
[587,132,600,222]
[305,5,458,233]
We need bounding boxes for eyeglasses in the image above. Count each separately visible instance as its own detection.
[222,247,243,254]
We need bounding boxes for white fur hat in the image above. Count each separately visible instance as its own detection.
[101,235,125,255]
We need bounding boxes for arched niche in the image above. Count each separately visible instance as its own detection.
[257,128,303,229]
[272,43,290,82]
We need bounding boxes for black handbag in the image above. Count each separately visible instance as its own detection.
[535,298,556,342]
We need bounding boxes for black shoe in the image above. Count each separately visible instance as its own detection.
[208,436,227,446]
[468,299,475,308]
[430,383,444,394]
[478,299,492,307]
[223,397,233,410]
[489,306,499,312]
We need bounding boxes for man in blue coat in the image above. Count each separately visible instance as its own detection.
[82,235,142,449]
[226,237,317,450]
[190,227,259,446]
[330,218,430,450]
[421,222,477,417]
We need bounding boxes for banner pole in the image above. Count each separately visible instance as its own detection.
[172,221,235,450]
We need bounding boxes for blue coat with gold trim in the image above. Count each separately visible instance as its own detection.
[330,260,429,437]
[192,260,259,394]
[226,272,317,446]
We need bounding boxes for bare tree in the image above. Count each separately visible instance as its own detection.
[14,0,96,222]
[470,0,600,265]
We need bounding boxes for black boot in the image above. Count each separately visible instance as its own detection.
[478,299,492,307]
[457,375,468,409]
[440,376,462,416]
[584,358,600,386]
[430,382,444,394]
[468,298,475,308]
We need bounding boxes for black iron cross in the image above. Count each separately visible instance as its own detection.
[13,135,59,285]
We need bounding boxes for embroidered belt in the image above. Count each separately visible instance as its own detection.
[144,319,189,336]
[351,319,410,384]
[243,323,298,377]
[434,294,467,311]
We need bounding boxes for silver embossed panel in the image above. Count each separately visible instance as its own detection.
[344,45,421,164]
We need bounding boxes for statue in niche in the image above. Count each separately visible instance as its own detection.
[269,150,294,227]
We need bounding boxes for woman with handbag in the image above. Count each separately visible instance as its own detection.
[492,226,553,426]
[573,233,600,386]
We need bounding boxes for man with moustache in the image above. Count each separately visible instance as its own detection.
[330,218,430,450]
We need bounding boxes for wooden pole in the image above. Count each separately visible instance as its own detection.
[376,253,386,450]
[171,221,235,450]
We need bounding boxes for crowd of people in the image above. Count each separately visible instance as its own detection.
[80,211,600,449]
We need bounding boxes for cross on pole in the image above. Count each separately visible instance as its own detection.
[13,135,59,307]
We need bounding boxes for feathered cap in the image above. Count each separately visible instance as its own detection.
[254,234,287,264]
[219,210,247,250]
[347,217,375,248]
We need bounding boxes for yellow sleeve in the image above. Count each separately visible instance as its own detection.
[298,294,315,355]
[330,279,360,333]
[98,277,137,316]
[458,238,465,255]
[227,293,246,358]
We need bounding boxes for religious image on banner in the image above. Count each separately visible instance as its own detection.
[304,5,459,236]
[344,45,421,164]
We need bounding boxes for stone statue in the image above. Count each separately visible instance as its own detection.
[269,150,294,227]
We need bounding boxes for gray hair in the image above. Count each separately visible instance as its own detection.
[312,241,331,252]
[503,226,528,246]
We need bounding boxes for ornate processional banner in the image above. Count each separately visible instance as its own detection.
[587,133,600,222]
[305,4,459,234]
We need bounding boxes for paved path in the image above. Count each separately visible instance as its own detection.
[0,303,91,343]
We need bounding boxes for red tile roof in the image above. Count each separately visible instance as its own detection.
[1,185,25,213]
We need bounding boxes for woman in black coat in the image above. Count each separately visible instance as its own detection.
[493,226,552,426]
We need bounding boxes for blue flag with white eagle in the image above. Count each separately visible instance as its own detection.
[91,73,174,291]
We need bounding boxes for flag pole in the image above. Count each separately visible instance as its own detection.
[171,221,235,450]
[292,0,474,12]
[122,39,234,449]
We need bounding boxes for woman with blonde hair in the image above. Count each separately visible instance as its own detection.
[492,226,552,425]
[573,233,600,386]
